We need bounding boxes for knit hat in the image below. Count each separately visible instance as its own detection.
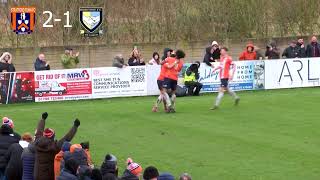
[70,144,82,153]
[2,117,14,129]
[143,166,159,180]
[127,158,142,176]
[43,128,55,139]
[61,141,71,152]
[158,173,175,180]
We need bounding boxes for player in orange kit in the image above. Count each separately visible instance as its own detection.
[162,49,185,113]
[211,47,240,110]
[152,49,173,112]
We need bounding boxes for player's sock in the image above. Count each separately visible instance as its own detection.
[164,92,172,107]
[171,94,176,109]
[228,89,239,99]
[215,92,224,107]
[155,94,163,108]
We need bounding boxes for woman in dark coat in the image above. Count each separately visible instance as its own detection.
[128,49,145,66]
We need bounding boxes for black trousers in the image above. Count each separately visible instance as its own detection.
[184,81,203,96]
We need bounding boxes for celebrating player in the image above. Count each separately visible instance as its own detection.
[162,49,185,113]
[211,47,240,110]
[152,48,173,112]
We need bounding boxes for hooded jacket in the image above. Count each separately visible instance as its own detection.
[34,58,50,71]
[5,140,29,180]
[239,44,257,60]
[203,46,215,66]
[0,125,20,170]
[22,143,36,180]
[34,118,79,180]
[120,169,138,180]
[0,52,16,72]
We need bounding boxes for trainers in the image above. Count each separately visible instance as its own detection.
[152,106,158,112]
[235,98,240,106]
[210,106,218,110]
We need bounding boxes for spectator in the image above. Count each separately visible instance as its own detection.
[112,55,127,68]
[203,46,215,67]
[100,154,118,177]
[128,49,145,66]
[0,124,20,180]
[265,41,280,59]
[239,43,257,60]
[0,52,15,72]
[34,54,50,71]
[143,166,159,180]
[4,133,33,180]
[148,52,160,65]
[91,168,103,180]
[184,61,203,96]
[211,41,221,61]
[297,38,306,58]
[103,173,117,180]
[21,141,36,180]
[54,141,71,180]
[81,141,93,168]
[61,48,80,69]
[161,48,173,61]
[57,158,79,180]
[306,36,320,58]
[34,112,80,180]
[179,173,192,180]
[282,40,300,59]
[254,46,264,60]
[158,173,175,180]
[120,158,142,180]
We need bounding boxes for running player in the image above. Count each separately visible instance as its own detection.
[162,49,185,113]
[211,47,240,110]
[152,49,173,112]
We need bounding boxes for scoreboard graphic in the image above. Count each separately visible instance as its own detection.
[11,6,36,34]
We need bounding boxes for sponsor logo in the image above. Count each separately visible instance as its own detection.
[67,70,90,81]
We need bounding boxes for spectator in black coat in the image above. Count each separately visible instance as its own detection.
[282,41,300,59]
[0,52,15,72]
[265,41,280,59]
[100,154,118,177]
[297,38,306,58]
[203,46,215,67]
[21,143,36,180]
[128,49,145,66]
[306,36,320,58]
[211,41,221,61]
[0,124,20,180]
[5,133,33,180]
[34,54,50,71]
[57,158,79,180]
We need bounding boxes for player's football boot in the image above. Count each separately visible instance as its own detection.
[235,98,240,106]
[210,106,219,110]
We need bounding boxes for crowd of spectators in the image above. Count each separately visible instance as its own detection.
[1,36,320,73]
[0,113,192,180]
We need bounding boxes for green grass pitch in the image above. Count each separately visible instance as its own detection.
[1,88,320,180]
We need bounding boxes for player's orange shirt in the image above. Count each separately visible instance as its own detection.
[157,64,167,81]
[219,55,233,79]
[164,57,184,80]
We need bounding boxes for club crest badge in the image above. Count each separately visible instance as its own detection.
[11,6,36,34]
[79,7,103,37]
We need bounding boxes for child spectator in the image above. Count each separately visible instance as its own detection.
[148,52,160,65]
[121,158,142,180]
[143,166,159,180]
[239,43,257,60]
